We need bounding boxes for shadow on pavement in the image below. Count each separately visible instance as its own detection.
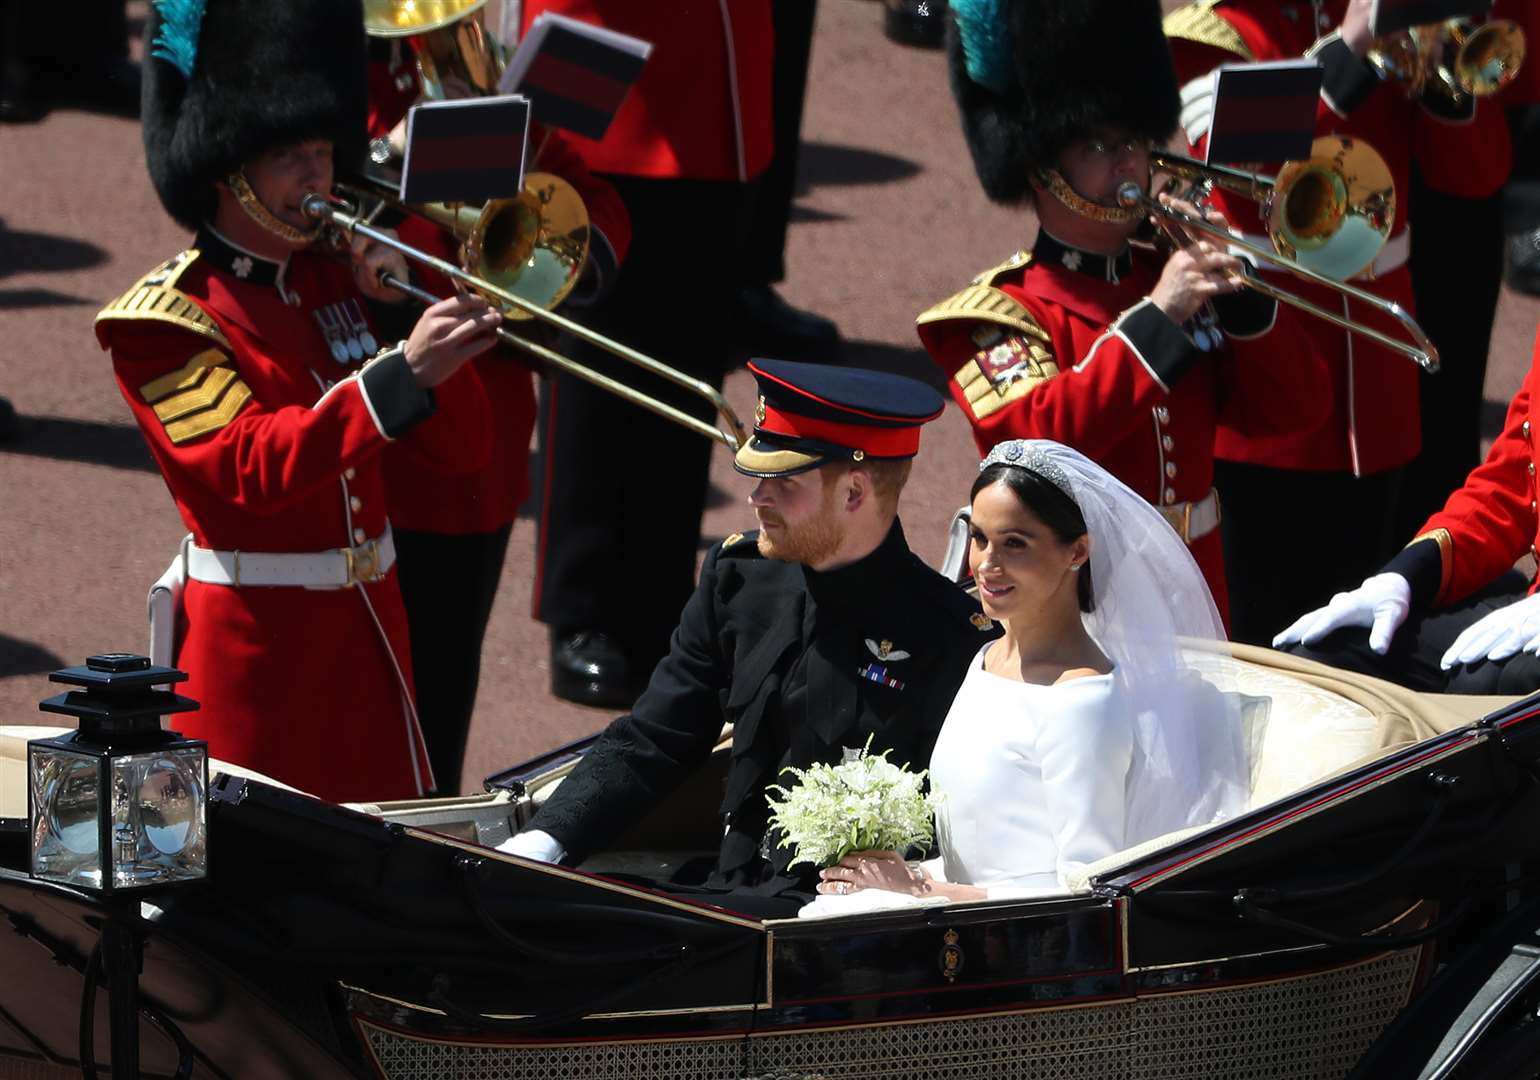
[0,224,109,278]
[0,287,94,310]
[798,142,923,189]
[0,635,65,679]
[0,416,155,473]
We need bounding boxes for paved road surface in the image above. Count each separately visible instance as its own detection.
[2,0,1537,794]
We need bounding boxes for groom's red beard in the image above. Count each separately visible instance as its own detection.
[756,487,845,566]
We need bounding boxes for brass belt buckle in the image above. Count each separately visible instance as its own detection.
[1181,500,1194,545]
[344,539,381,587]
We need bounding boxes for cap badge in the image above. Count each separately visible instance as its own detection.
[970,612,994,631]
[865,638,910,662]
[755,396,767,424]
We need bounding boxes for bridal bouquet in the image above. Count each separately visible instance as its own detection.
[765,738,937,870]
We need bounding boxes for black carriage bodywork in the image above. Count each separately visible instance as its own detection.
[3,688,1540,1079]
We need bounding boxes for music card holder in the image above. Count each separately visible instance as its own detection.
[497,11,651,141]
[1205,60,1323,166]
[399,95,531,206]
[1369,0,1493,38]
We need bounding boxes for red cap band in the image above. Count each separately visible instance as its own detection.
[758,405,922,458]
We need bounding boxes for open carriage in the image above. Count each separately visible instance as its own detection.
[4,644,1540,1079]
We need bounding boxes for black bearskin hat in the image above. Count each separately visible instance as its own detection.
[947,0,1180,204]
[142,0,370,230]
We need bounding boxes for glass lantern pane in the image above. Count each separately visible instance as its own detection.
[30,745,105,889]
[109,748,208,889]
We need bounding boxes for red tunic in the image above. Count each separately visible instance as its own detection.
[1166,0,1473,475]
[96,243,492,801]
[1415,328,1540,606]
[917,247,1330,621]
[517,0,774,182]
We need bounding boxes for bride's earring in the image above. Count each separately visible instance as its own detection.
[1069,562,1082,572]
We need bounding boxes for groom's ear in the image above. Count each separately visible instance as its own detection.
[841,467,871,513]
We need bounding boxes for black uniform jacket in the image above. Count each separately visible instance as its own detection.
[530,520,995,892]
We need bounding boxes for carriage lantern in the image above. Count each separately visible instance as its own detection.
[27,654,207,893]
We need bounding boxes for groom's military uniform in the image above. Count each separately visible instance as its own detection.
[522,360,994,899]
[532,522,990,893]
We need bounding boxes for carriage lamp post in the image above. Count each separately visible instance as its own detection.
[27,653,207,1078]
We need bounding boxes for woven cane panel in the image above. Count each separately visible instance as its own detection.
[746,1003,1134,1079]
[1131,948,1422,1079]
[361,949,1419,1080]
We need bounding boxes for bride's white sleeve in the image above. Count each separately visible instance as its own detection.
[1035,698,1134,887]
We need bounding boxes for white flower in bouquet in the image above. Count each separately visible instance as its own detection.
[765,737,938,870]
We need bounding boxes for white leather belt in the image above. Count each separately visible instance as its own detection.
[1159,488,1220,545]
[1233,226,1410,281]
[184,526,395,589]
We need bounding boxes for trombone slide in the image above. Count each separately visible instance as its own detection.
[1117,183,1440,373]
[303,194,749,450]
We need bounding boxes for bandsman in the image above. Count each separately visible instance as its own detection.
[96,0,497,800]
[917,0,1329,622]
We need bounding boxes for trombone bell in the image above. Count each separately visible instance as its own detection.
[1269,137,1394,281]
[362,0,507,100]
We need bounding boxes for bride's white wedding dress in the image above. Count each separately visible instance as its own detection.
[796,439,1247,920]
[928,645,1130,895]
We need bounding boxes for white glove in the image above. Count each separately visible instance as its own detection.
[1271,572,1412,655]
[495,829,567,864]
[1440,592,1540,670]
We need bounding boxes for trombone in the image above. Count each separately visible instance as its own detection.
[1369,18,1526,103]
[1123,140,1439,373]
[302,191,749,450]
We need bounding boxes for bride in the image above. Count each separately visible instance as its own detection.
[813,439,1248,905]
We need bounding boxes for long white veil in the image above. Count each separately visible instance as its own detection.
[979,439,1249,844]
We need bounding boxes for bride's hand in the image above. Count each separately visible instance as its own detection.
[817,850,930,896]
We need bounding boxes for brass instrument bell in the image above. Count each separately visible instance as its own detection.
[1368,18,1526,102]
[344,173,592,317]
[1152,135,1394,282]
[362,0,509,99]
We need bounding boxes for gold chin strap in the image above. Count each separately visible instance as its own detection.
[1036,168,1142,226]
[226,170,323,245]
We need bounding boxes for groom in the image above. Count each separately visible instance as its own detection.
[501,359,994,914]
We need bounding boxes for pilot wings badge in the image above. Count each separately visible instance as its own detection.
[864,638,910,662]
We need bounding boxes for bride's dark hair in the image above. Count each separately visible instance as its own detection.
[971,462,1095,613]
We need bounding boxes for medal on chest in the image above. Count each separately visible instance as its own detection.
[311,299,378,365]
[857,637,909,690]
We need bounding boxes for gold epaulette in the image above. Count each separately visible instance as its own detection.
[970,249,1033,288]
[95,249,231,351]
[1163,0,1254,61]
[915,281,1051,346]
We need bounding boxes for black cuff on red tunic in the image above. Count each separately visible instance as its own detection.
[1118,300,1198,390]
[1315,33,1380,116]
[360,348,435,439]
[1210,266,1278,339]
[1380,537,1443,610]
